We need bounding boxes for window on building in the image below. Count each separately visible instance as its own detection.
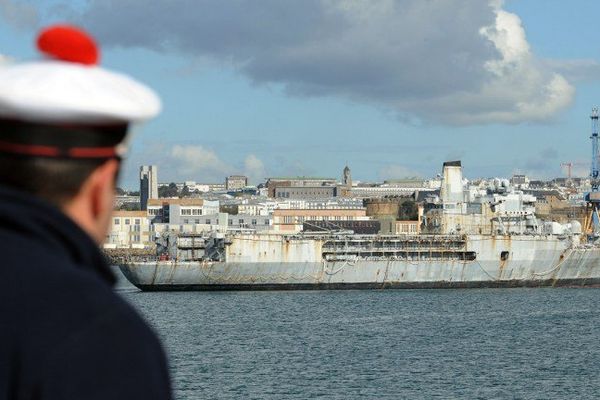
[183,219,189,224]
[265,220,270,225]
[124,219,130,225]
[181,209,192,215]
[195,219,200,224]
[239,219,244,225]
[206,219,211,225]
[252,219,257,225]
[228,220,233,225]
[114,219,120,225]
[134,219,140,225]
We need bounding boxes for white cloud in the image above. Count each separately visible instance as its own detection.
[0,0,38,30]
[464,6,574,124]
[378,164,421,181]
[169,144,233,181]
[545,59,600,83]
[76,0,594,125]
[143,145,269,184]
[243,154,266,184]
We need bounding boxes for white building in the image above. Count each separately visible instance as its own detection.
[152,212,271,235]
[226,175,248,191]
[147,198,220,224]
[106,211,152,247]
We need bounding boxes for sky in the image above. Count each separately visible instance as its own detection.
[1,0,600,188]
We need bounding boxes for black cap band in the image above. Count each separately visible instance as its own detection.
[0,118,128,159]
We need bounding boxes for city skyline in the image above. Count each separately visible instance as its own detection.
[1,1,600,187]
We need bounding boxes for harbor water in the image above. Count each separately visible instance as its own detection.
[116,271,600,399]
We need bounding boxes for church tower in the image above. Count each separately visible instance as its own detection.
[342,165,352,188]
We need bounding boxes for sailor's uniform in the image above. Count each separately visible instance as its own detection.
[0,25,171,399]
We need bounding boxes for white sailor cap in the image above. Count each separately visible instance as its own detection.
[0,24,161,159]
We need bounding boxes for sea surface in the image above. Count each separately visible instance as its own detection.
[115,271,600,399]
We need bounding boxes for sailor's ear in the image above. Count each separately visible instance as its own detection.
[91,159,119,214]
[63,158,120,244]
[85,158,120,242]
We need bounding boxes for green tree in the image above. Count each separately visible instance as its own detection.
[399,200,418,221]
[181,185,191,197]
[159,182,179,198]
[117,202,141,211]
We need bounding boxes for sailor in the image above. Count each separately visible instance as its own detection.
[0,25,171,399]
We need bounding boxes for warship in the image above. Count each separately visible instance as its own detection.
[113,161,600,291]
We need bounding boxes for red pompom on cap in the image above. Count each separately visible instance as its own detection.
[36,25,99,66]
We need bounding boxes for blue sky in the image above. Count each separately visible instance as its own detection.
[1,0,600,188]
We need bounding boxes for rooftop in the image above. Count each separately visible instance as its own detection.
[112,210,147,217]
[267,177,336,181]
[147,198,205,206]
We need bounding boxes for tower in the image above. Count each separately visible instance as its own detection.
[342,165,352,188]
[440,161,463,205]
[140,165,158,210]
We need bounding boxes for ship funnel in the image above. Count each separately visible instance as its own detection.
[441,160,463,204]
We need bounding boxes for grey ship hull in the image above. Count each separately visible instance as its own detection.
[118,234,600,291]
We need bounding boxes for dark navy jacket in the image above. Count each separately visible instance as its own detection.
[0,186,171,399]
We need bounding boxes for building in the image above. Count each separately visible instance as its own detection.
[114,194,140,209]
[363,197,420,234]
[394,220,420,235]
[221,213,271,231]
[272,208,369,232]
[106,211,152,247]
[510,174,530,188]
[140,165,158,210]
[274,185,337,199]
[147,198,220,224]
[342,165,352,188]
[226,175,248,191]
[152,213,271,235]
[158,182,227,193]
[266,177,337,197]
[220,200,277,216]
[351,184,435,198]
[527,189,586,224]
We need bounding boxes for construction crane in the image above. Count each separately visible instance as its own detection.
[592,107,600,190]
[584,107,600,235]
[561,162,574,181]
[560,161,588,180]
